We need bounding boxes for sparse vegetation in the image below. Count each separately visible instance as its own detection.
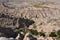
[14,28,30,35]
[57,30,60,38]
[49,32,57,37]
[39,32,45,37]
[31,2,48,8]
[29,29,38,35]
[14,28,39,35]
[14,27,46,36]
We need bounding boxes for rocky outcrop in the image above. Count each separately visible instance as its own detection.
[0,0,60,40]
[23,33,37,40]
[5,7,60,19]
[0,27,18,38]
[0,2,60,19]
[0,13,19,29]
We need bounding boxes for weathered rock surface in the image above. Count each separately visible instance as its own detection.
[0,27,18,38]
[23,33,37,40]
[0,37,16,40]
[0,0,60,40]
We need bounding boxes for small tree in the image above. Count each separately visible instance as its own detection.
[49,32,57,37]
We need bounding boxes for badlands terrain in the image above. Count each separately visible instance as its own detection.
[0,0,60,40]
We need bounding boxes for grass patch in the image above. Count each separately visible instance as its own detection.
[31,2,48,8]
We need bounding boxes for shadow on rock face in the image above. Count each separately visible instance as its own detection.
[0,26,18,38]
[17,33,24,40]
[18,18,35,28]
[27,34,37,40]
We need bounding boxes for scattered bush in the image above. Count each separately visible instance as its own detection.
[39,32,45,37]
[29,29,38,35]
[49,32,57,37]
[15,28,29,34]
[57,30,60,38]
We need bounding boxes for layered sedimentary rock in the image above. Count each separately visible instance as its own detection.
[0,0,60,40]
[1,2,60,19]
[0,2,60,32]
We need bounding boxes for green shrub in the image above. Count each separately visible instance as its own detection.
[29,29,38,35]
[39,32,45,37]
[49,32,57,37]
[14,28,29,34]
[57,30,60,38]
